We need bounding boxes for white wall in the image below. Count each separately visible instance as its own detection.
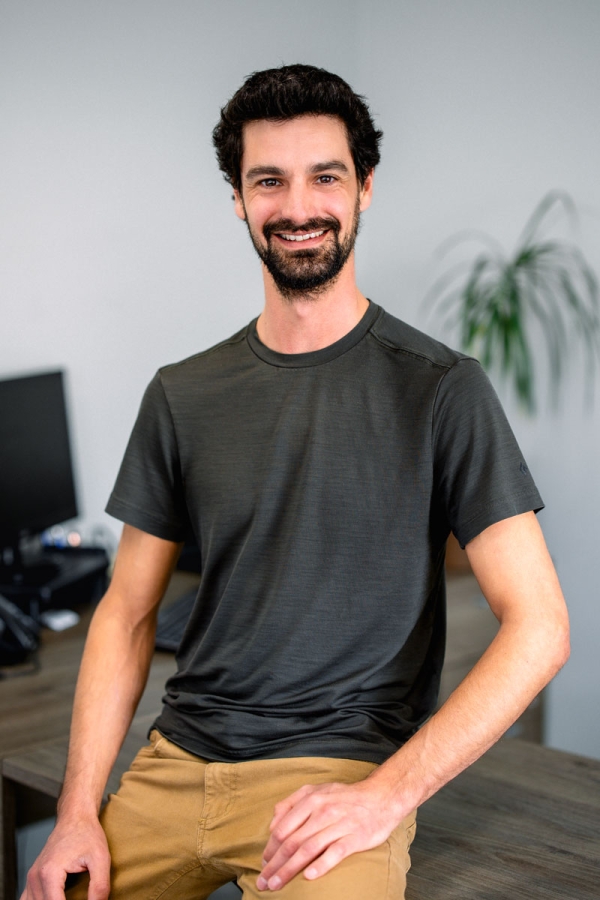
[2,1,599,758]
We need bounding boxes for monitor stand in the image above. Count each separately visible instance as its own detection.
[0,542,60,588]
[0,542,109,619]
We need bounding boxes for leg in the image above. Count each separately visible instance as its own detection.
[238,815,416,900]
[198,756,416,900]
[67,731,235,900]
[69,743,416,900]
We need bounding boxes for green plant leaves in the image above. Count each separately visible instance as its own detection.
[425,191,600,413]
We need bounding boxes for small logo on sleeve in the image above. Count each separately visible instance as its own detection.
[519,462,529,475]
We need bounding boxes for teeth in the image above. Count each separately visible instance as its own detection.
[279,230,325,242]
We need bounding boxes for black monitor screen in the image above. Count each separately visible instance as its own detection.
[0,371,78,542]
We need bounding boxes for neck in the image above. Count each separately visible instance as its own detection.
[256,256,369,354]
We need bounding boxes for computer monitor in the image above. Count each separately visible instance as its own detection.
[0,370,78,582]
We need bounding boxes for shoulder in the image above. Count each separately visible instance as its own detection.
[370,307,470,371]
[155,322,252,388]
[369,306,491,404]
[160,322,250,375]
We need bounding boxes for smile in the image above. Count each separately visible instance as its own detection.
[278,230,326,242]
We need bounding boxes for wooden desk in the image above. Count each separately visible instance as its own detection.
[407,739,600,898]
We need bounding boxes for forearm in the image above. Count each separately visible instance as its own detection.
[57,594,156,821]
[368,610,569,816]
[258,516,570,890]
[259,613,569,891]
[21,528,181,900]
[370,514,571,818]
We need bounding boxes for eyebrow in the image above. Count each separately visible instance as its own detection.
[244,165,286,181]
[309,160,350,175]
[243,160,351,182]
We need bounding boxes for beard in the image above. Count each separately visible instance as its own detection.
[245,200,361,300]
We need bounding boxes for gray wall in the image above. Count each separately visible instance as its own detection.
[2,1,599,758]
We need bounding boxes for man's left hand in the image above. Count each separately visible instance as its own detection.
[256,778,401,891]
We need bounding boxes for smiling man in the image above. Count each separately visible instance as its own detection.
[24,65,569,900]
[236,116,366,299]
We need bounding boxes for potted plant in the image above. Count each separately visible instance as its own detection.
[425,191,600,571]
[425,190,600,414]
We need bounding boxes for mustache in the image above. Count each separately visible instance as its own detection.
[263,217,340,240]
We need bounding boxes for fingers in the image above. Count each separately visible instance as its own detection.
[268,784,315,836]
[22,862,68,900]
[258,780,398,892]
[263,786,318,862]
[304,833,360,880]
[21,825,111,900]
[88,861,111,900]
[23,856,110,900]
[258,820,360,891]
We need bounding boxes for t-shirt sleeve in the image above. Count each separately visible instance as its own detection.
[105,372,188,542]
[432,357,544,548]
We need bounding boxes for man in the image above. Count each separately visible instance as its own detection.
[24,64,569,900]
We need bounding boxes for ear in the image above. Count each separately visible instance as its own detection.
[359,169,374,213]
[233,188,246,221]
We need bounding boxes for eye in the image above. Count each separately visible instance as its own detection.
[259,178,281,188]
[316,175,336,185]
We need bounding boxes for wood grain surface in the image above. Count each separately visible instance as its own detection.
[407,740,600,899]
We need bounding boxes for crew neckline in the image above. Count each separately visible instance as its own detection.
[246,301,381,368]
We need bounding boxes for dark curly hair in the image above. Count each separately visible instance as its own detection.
[212,64,383,191]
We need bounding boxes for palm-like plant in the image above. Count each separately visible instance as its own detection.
[425,191,600,412]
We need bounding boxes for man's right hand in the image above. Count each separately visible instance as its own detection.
[20,816,110,900]
[20,526,183,900]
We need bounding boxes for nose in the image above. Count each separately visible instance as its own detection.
[279,178,317,225]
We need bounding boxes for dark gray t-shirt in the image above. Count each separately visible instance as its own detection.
[106,303,543,764]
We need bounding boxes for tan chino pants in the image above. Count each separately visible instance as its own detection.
[67,730,416,900]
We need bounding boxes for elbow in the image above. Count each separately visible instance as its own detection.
[555,620,571,671]
[547,609,571,678]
